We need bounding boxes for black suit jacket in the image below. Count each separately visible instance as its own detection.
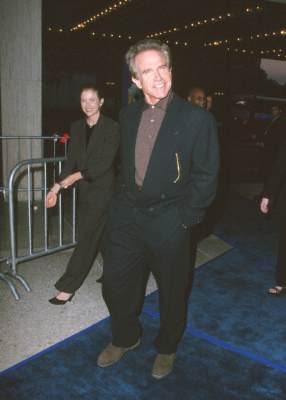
[264,115,286,171]
[263,136,286,215]
[109,94,219,244]
[59,115,119,213]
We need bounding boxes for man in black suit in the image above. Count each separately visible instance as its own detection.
[260,137,286,296]
[263,105,286,180]
[97,39,219,379]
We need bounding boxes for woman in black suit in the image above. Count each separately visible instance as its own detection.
[46,84,119,304]
[260,136,286,295]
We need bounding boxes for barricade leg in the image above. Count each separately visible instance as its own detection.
[0,272,20,300]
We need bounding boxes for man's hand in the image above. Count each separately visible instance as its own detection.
[60,172,82,189]
[260,197,270,214]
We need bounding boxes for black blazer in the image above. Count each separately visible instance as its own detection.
[263,137,286,215]
[111,94,219,239]
[264,115,286,171]
[59,115,119,211]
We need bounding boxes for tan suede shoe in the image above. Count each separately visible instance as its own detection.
[97,339,140,368]
[151,353,176,379]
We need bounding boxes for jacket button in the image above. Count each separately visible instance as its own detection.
[149,207,154,212]
[160,194,166,199]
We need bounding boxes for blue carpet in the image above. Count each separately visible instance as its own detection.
[1,193,286,399]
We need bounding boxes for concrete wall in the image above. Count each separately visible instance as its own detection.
[0,0,42,190]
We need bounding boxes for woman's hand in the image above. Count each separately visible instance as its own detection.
[60,172,82,189]
[45,183,61,208]
[260,197,270,214]
[45,191,58,208]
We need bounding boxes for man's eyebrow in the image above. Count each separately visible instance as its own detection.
[142,68,152,73]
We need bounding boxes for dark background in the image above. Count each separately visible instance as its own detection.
[43,0,286,113]
[2,0,283,184]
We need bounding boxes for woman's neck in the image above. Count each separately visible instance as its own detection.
[86,112,100,127]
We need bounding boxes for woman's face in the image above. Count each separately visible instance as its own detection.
[80,89,102,118]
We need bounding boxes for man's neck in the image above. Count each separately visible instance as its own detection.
[144,90,172,107]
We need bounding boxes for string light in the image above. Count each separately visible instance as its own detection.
[47,27,284,56]
[46,27,285,59]
[70,0,133,32]
[159,38,286,58]
[90,32,134,40]
[146,5,263,38]
[47,27,65,32]
[226,47,286,58]
[204,28,286,48]
[46,3,283,60]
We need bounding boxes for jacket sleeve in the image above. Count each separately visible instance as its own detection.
[80,122,120,182]
[58,124,77,181]
[183,112,220,226]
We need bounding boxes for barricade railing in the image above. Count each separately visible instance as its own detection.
[0,134,69,157]
[0,134,69,198]
[0,157,77,300]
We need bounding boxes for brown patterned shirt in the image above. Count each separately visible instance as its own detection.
[135,92,172,187]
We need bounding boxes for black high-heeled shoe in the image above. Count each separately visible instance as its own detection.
[49,293,75,305]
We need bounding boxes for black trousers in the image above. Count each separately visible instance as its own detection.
[276,214,286,286]
[55,205,106,293]
[102,214,195,354]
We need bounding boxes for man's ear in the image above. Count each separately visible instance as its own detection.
[132,76,142,90]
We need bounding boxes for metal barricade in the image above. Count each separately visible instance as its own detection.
[1,157,77,300]
[0,134,68,156]
[0,134,69,198]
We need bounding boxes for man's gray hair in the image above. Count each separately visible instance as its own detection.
[125,39,171,78]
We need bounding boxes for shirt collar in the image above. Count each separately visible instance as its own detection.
[142,90,173,111]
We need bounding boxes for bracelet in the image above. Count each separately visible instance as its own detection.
[50,184,60,194]
[59,182,66,189]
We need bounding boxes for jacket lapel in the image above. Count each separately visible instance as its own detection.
[77,119,87,168]
[126,100,144,189]
[142,95,183,191]
[85,115,104,159]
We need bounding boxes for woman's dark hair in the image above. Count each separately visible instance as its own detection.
[79,83,104,99]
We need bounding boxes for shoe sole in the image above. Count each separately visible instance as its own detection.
[97,339,140,368]
[152,370,172,380]
[151,368,173,380]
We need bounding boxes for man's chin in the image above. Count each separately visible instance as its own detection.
[156,89,171,99]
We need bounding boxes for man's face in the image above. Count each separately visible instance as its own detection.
[206,95,213,111]
[271,106,281,117]
[80,89,103,118]
[132,49,172,105]
[188,90,206,108]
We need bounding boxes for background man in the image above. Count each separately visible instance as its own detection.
[97,39,219,379]
[187,86,206,108]
[263,105,286,180]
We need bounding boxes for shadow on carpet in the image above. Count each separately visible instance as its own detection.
[1,193,286,399]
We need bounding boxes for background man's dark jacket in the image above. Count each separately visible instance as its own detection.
[263,115,286,178]
[263,136,286,216]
